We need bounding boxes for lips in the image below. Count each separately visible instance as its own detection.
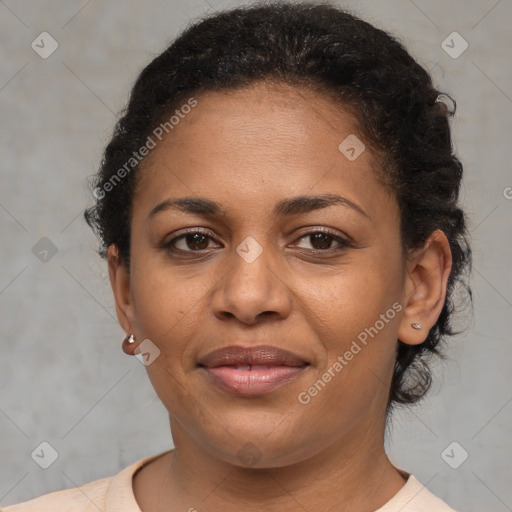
[198,345,308,368]
[198,345,309,395]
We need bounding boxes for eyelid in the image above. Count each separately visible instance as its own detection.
[160,227,220,249]
[165,227,216,240]
[292,225,352,243]
[290,228,354,252]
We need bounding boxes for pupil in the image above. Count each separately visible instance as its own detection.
[312,233,331,250]
[187,233,209,250]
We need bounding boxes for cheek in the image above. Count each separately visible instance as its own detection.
[310,248,403,343]
[128,256,210,411]
[128,249,210,361]
[303,244,403,398]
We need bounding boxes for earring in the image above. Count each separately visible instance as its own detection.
[122,333,137,354]
[411,323,422,330]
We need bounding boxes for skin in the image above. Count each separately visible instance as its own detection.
[108,81,452,512]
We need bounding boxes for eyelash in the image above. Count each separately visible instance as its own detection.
[159,227,354,255]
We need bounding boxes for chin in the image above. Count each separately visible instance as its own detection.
[196,418,326,470]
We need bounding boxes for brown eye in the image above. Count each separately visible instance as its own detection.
[159,228,221,255]
[294,231,352,252]
[309,233,334,250]
[174,232,212,251]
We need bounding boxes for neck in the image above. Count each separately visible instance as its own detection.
[136,416,407,512]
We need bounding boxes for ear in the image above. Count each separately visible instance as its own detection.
[107,244,136,336]
[397,229,453,345]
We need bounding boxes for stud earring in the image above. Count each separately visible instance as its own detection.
[122,333,137,354]
[411,323,422,330]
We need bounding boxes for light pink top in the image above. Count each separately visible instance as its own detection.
[1,451,457,511]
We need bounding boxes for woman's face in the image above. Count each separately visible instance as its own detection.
[114,82,410,467]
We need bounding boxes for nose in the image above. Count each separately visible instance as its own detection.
[211,239,293,326]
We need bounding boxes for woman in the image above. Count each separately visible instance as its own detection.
[2,1,470,510]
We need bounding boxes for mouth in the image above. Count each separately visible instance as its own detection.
[198,345,309,395]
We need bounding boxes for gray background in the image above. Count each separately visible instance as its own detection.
[0,0,511,510]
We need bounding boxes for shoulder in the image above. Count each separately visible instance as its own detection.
[377,474,459,512]
[0,476,112,512]
[0,450,171,512]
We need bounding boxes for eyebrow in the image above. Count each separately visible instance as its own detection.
[147,193,370,221]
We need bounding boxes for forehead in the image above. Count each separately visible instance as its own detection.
[133,82,394,223]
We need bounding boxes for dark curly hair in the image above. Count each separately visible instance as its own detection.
[84,0,472,410]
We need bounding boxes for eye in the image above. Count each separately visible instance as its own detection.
[162,229,220,253]
[293,229,353,252]
[160,227,353,256]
